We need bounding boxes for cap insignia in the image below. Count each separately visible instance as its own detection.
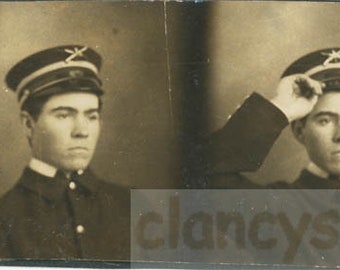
[64,46,88,63]
[321,50,340,66]
[69,70,84,78]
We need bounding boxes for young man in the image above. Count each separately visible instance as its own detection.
[206,48,340,189]
[0,45,130,259]
[279,49,340,188]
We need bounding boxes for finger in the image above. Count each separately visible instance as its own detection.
[311,81,323,96]
[305,78,323,96]
[294,74,310,84]
[294,77,315,98]
[301,76,324,95]
[294,75,323,97]
[309,94,319,109]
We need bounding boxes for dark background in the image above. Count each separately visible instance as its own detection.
[1,2,340,196]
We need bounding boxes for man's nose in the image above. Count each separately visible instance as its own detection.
[333,122,340,143]
[71,116,89,138]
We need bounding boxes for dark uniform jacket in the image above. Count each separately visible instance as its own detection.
[0,167,130,260]
[292,169,340,189]
[202,92,339,189]
[184,92,289,189]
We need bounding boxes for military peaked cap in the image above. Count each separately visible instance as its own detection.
[6,45,104,107]
[282,47,340,92]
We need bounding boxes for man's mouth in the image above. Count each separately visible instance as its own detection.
[68,147,89,153]
[331,150,340,156]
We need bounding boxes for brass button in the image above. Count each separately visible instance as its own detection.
[76,225,85,234]
[69,181,77,190]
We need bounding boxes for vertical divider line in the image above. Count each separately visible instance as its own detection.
[163,0,174,132]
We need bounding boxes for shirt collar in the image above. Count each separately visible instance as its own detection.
[306,162,329,179]
[29,158,58,178]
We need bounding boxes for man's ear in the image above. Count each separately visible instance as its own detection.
[291,119,306,144]
[20,111,35,139]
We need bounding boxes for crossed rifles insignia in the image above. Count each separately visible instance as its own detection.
[64,46,88,63]
[322,50,340,66]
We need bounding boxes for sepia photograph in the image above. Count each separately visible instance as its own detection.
[1,1,340,269]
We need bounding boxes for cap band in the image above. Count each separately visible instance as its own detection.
[305,62,340,77]
[18,77,102,107]
[17,60,98,94]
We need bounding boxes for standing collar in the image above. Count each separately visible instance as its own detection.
[306,162,328,179]
[29,158,57,178]
[29,158,85,179]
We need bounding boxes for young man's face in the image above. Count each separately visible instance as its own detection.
[27,92,101,173]
[299,92,340,175]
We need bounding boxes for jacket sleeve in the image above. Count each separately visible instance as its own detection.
[0,219,12,258]
[182,92,289,188]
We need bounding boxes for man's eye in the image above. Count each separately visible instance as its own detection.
[317,117,331,125]
[56,113,69,119]
[88,113,99,121]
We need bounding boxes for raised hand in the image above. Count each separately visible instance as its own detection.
[270,74,324,122]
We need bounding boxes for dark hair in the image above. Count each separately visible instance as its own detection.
[21,93,103,121]
[290,116,308,138]
[21,95,50,121]
[292,116,307,126]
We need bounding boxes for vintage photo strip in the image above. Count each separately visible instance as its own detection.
[1,1,340,269]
